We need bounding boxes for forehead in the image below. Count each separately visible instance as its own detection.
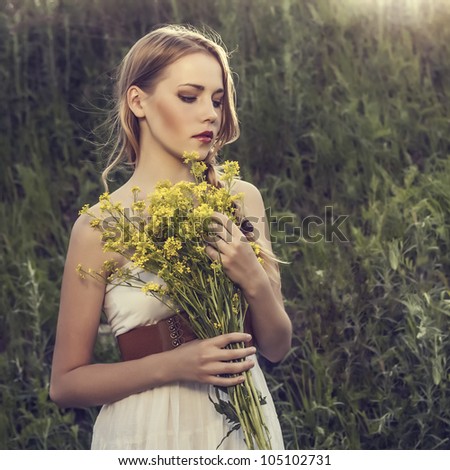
[159,52,224,89]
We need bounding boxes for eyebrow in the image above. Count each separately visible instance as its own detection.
[178,83,224,94]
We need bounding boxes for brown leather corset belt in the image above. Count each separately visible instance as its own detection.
[117,313,253,361]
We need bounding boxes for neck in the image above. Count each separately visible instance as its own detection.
[127,142,196,192]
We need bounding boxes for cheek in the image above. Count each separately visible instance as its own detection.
[155,100,184,133]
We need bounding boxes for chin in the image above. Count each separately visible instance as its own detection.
[196,151,209,161]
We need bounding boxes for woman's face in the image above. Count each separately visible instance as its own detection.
[139,52,225,161]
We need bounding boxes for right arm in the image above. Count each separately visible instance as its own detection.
[49,215,255,408]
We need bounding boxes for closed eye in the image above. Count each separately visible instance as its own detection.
[179,95,223,108]
[179,95,196,103]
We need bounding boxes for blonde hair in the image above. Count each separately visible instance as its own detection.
[102,24,282,289]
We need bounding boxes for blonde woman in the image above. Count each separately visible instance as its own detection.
[50,24,291,450]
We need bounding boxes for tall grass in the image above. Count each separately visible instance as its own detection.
[0,0,449,449]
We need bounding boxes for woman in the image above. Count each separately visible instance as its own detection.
[50,24,292,450]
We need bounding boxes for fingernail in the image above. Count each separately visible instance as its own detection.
[246,334,252,340]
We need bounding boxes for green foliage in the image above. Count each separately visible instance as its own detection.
[267,161,450,449]
[1,0,449,449]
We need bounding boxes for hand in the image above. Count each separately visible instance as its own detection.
[168,332,256,387]
[204,211,265,289]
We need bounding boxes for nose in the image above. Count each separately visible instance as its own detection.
[202,100,219,124]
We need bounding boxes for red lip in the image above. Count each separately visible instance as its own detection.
[193,131,213,139]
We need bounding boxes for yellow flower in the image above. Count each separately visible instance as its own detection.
[132,200,146,212]
[181,151,208,181]
[79,203,90,215]
[222,160,240,183]
[102,230,117,240]
[163,237,182,258]
[193,181,209,199]
[102,259,118,272]
[193,203,213,221]
[142,282,162,294]
[159,206,175,218]
[75,263,86,279]
[211,260,222,272]
[174,261,190,274]
[131,251,150,268]
[182,150,201,163]
[155,179,172,191]
[90,219,101,228]
[99,198,112,211]
[191,161,208,179]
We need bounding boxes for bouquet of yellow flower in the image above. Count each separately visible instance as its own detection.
[78,151,272,449]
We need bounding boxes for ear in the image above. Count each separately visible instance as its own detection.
[127,85,147,118]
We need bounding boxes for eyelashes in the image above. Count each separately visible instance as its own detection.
[179,95,196,103]
[178,95,223,108]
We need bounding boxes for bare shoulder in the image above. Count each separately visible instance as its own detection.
[70,186,134,267]
[70,213,103,250]
[230,178,262,199]
[65,214,108,272]
[229,178,266,214]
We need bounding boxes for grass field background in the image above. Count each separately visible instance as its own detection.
[0,0,449,449]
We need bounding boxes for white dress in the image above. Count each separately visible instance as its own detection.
[91,267,285,450]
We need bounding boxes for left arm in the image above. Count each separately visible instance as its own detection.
[205,180,292,363]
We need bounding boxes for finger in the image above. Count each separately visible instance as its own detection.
[209,364,255,387]
[204,243,220,261]
[208,212,236,237]
[203,233,226,245]
[206,238,228,254]
[210,374,247,387]
[219,346,257,361]
[208,222,235,243]
[217,358,255,376]
[207,221,224,234]
[213,332,253,347]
